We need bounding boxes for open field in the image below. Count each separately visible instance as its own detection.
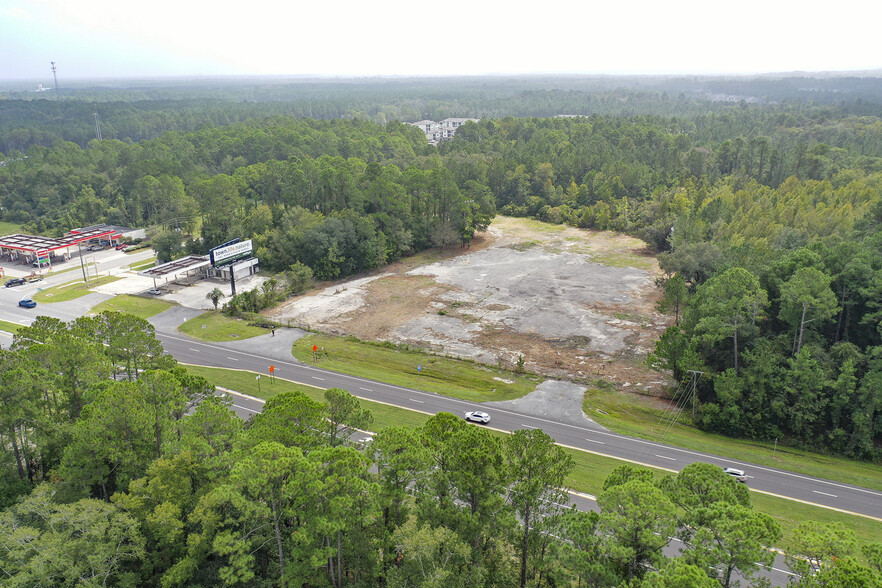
[186,365,882,552]
[32,275,121,302]
[583,386,882,492]
[271,216,670,392]
[178,312,270,342]
[90,294,175,319]
[291,332,540,403]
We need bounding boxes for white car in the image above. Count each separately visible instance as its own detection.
[464,411,491,424]
[724,467,747,483]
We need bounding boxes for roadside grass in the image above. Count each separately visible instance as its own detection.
[129,257,157,271]
[32,275,122,303]
[583,386,882,492]
[184,365,882,553]
[89,294,174,319]
[0,221,21,235]
[183,365,431,430]
[178,312,269,342]
[292,333,539,403]
[0,319,23,334]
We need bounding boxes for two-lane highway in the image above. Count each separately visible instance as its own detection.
[156,330,882,522]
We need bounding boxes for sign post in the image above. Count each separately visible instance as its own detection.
[256,374,261,394]
[312,344,318,362]
[269,365,275,384]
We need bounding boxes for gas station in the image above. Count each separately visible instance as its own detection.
[0,224,141,277]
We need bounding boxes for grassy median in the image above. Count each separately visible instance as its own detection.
[0,319,23,334]
[90,294,175,319]
[32,275,122,303]
[178,312,270,342]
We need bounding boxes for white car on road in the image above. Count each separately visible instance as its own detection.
[724,467,747,483]
[464,411,491,424]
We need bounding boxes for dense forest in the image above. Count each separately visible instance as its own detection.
[2,315,880,586]
[3,78,882,459]
[3,75,882,584]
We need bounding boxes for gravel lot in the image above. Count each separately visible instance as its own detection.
[270,217,671,393]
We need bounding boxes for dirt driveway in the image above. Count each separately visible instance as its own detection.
[270,217,672,394]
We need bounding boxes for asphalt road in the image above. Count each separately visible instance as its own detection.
[154,331,882,523]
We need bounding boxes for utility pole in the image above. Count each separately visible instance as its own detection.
[687,370,703,417]
[76,240,90,286]
[50,62,59,103]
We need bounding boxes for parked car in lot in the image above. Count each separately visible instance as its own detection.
[4,277,26,287]
[147,288,162,295]
[464,411,491,424]
[18,299,37,308]
[724,467,747,483]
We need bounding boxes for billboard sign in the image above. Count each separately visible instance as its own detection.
[210,239,253,267]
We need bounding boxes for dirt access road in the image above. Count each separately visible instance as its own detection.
[270,216,672,394]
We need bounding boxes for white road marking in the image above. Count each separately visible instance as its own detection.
[359,387,373,392]
[409,398,424,403]
[586,439,605,444]
[189,348,200,352]
[232,403,259,414]
[312,376,324,381]
[656,455,676,461]
[813,490,838,498]
[521,424,537,429]
[226,357,238,361]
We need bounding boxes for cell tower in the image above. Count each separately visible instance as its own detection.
[93,108,103,141]
[50,61,59,102]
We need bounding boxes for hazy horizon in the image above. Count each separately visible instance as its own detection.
[2,0,880,82]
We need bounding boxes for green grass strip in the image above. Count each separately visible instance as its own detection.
[32,275,122,303]
[129,257,157,271]
[90,294,175,319]
[583,386,882,492]
[178,312,270,342]
[184,365,431,431]
[0,221,21,235]
[0,319,23,334]
[291,333,539,403]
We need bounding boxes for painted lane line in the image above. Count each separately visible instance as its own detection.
[409,398,424,404]
[312,376,325,381]
[162,334,882,507]
[189,348,200,352]
[656,455,676,461]
[226,357,239,361]
[201,366,882,524]
[521,424,537,429]
[813,490,838,498]
[586,439,605,445]
[359,387,373,392]
[232,404,260,414]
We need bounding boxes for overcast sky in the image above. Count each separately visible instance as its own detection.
[2,0,880,81]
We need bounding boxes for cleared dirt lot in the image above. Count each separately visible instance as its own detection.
[270,217,672,394]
